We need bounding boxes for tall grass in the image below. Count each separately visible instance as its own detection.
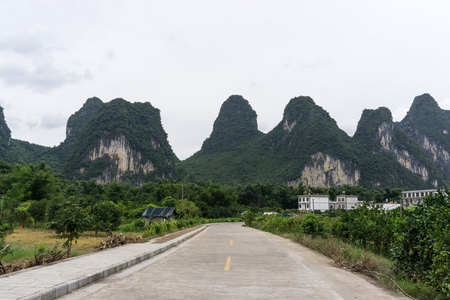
[252,214,441,300]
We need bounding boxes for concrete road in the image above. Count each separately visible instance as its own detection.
[62,223,407,300]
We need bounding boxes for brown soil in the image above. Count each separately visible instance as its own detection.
[150,225,203,244]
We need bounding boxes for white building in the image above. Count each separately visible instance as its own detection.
[329,194,362,210]
[374,201,401,211]
[298,194,329,212]
[401,189,437,208]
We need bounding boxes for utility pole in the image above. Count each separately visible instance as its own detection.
[400,198,403,218]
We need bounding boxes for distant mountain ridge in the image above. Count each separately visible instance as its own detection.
[1,93,449,189]
[180,93,450,188]
[0,97,178,184]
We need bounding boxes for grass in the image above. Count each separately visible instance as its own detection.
[292,233,391,272]
[3,227,109,264]
[290,233,441,300]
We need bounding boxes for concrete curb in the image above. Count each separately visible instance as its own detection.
[20,226,207,300]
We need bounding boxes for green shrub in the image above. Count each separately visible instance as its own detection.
[242,211,255,226]
[391,189,450,297]
[300,213,323,236]
[133,219,145,231]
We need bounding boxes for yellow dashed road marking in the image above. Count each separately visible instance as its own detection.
[224,256,231,271]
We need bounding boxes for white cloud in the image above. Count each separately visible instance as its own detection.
[40,113,67,130]
[438,99,450,110]
[0,32,93,92]
[392,107,409,122]
[1,0,450,158]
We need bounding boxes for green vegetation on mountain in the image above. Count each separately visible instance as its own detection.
[397,94,450,182]
[181,96,359,185]
[63,98,178,181]
[400,93,450,149]
[0,107,11,154]
[61,97,104,157]
[200,95,263,153]
[353,107,392,152]
[182,95,450,188]
[2,93,450,189]
[180,95,272,184]
[0,107,61,170]
[263,96,358,180]
[1,97,178,184]
[353,107,447,188]
[8,140,62,172]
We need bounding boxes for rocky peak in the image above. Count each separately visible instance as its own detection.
[269,96,353,159]
[354,107,393,152]
[63,98,178,183]
[399,94,450,172]
[281,96,322,131]
[65,97,104,139]
[400,94,449,136]
[408,93,440,115]
[200,95,261,153]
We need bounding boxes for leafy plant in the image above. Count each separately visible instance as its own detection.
[391,189,450,297]
[48,197,91,257]
[91,201,121,234]
[300,213,323,236]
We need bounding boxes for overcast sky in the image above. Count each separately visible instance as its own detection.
[1,1,450,160]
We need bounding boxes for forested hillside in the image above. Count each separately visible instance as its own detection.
[63,98,178,183]
[0,98,178,184]
[353,106,446,188]
[181,94,450,188]
[1,93,450,188]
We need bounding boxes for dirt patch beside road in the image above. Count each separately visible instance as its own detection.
[151,225,205,244]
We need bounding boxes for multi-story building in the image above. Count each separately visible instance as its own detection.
[329,193,362,210]
[401,189,437,208]
[298,194,330,212]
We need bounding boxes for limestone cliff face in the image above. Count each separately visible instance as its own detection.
[82,135,156,184]
[412,132,450,176]
[377,122,430,182]
[398,93,450,182]
[283,119,297,133]
[288,152,360,187]
[64,98,178,183]
[419,134,450,163]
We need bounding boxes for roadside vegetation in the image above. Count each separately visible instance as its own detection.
[243,191,450,299]
[1,161,449,299]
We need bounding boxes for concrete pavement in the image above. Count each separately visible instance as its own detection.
[0,226,206,300]
[63,223,408,300]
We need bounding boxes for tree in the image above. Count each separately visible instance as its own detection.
[242,211,255,227]
[48,197,91,257]
[14,206,31,227]
[300,213,323,236]
[91,201,121,234]
[176,199,199,220]
[391,189,450,296]
[161,196,178,208]
[27,200,47,228]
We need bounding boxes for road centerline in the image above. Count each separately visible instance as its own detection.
[224,256,231,271]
